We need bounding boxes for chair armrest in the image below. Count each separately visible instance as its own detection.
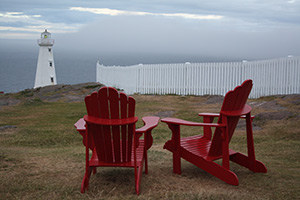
[83,115,138,126]
[161,118,225,127]
[74,118,94,150]
[199,112,255,120]
[198,113,220,118]
[136,116,160,133]
[74,118,86,132]
[220,104,252,117]
[240,115,255,120]
[136,116,159,151]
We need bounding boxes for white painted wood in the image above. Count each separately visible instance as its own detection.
[97,56,300,98]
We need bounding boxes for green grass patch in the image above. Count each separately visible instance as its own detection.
[0,94,299,199]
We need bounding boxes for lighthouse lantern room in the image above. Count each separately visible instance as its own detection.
[34,29,57,88]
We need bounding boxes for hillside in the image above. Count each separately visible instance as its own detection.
[0,82,104,107]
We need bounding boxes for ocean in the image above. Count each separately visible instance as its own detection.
[0,42,98,93]
[0,39,240,94]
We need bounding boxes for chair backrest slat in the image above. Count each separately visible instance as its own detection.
[120,93,128,161]
[120,93,128,118]
[85,92,99,117]
[107,88,121,162]
[208,80,253,157]
[84,87,136,163]
[98,88,110,118]
[128,97,135,117]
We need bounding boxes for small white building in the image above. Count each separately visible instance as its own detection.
[34,29,57,88]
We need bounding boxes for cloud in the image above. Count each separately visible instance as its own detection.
[0,12,41,23]
[0,11,80,38]
[70,7,224,20]
[54,13,300,62]
[0,32,37,39]
[0,0,299,59]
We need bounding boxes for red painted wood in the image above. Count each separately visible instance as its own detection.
[136,116,160,133]
[198,113,220,117]
[127,97,135,161]
[107,88,122,163]
[162,79,267,186]
[97,87,109,118]
[220,104,252,116]
[209,80,253,156]
[136,116,159,151]
[85,92,99,117]
[84,115,138,125]
[120,93,128,162]
[161,118,226,127]
[128,97,135,117]
[198,112,255,120]
[75,86,159,195]
[202,116,214,140]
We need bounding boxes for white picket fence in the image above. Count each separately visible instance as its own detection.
[96,56,300,98]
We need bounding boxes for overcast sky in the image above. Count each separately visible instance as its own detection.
[1,0,300,61]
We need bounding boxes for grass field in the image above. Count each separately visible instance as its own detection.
[0,92,299,199]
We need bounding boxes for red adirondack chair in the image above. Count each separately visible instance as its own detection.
[74,87,159,195]
[162,80,267,185]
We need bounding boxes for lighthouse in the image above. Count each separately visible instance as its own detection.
[34,29,57,88]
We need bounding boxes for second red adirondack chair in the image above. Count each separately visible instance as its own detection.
[162,79,267,185]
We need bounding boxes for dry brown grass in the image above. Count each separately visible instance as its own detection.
[0,94,299,199]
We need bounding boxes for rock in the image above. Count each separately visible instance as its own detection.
[255,110,293,121]
[0,125,17,131]
[236,120,262,131]
[0,97,21,109]
[155,111,176,118]
[249,100,285,110]
[205,95,224,104]
[283,94,300,105]
[18,82,104,103]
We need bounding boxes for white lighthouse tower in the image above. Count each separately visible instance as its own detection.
[34,29,57,88]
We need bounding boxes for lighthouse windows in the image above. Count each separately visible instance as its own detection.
[49,61,53,67]
[48,48,51,52]
[50,77,54,83]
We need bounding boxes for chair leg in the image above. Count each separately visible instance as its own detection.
[210,163,239,185]
[164,140,182,174]
[144,150,148,174]
[167,124,181,174]
[173,150,181,174]
[81,174,88,193]
[234,113,267,173]
[135,162,144,195]
[181,148,239,185]
[230,153,267,173]
[196,160,238,185]
[81,166,94,193]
